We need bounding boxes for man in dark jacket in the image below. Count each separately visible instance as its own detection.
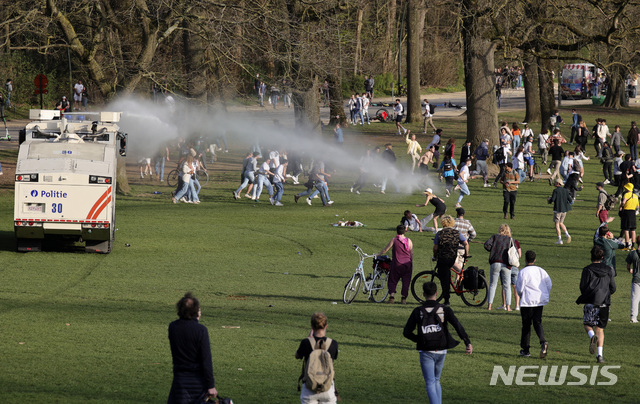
[576,246,616,363]
[404,282,472,404]
[548,178,573,245]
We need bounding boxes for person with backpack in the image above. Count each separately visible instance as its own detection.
[295,312,339,403]
[439,154,457,197]
[601,141,614,184]
[403,281,472,404]
[433,215,469,306]
[570,109,582,144]
[516,250,552,358]
[596,181,616,223]
[422,98,437,133]
[492,141,511,187]
[576,246,616,363]
[379,225,414,304]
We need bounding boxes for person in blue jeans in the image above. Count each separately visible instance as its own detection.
[403,281,472,404]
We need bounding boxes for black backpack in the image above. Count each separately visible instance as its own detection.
[443,159,453,171]
[494,147,505,163]
[419,305,448,349]
[429,104,436,114]
[463,266,479,290]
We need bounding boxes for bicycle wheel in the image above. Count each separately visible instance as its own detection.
[460,274,488,307]
[167,170,179,187]
[533,163,541,181]
[343,274,362,304]
[410,270,440,303]
[369,270,389,303]
[196,169,210,187]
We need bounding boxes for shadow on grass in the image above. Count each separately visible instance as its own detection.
[264,271,345,279]
[242,293,338,303]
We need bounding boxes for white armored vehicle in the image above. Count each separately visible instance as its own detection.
[14,110,127,253]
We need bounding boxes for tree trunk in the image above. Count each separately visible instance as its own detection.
[383,0,397,74]
[462,4,498,154]
[523,54,541,123]
[538,57,556,132]
[116,157,130,196]
[353,7,364,76]
[405,0,424,123]
[183,17,207,104]
[603,65,628,108]
[328,72,344,124]
[293,78,321,133]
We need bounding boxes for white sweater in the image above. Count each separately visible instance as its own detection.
[516,265,552,307]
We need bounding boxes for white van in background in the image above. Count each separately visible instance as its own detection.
[560,63,601,99]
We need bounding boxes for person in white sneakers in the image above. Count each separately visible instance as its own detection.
[406,130,422,172]
[516,250,552,358]
[455,158,471,208]
[394,99,407,135]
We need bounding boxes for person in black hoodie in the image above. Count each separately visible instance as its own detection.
[404,282,472,403]
[576,246,616,363]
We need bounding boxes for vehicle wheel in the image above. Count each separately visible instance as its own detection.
[343,275,362,304]
[375,108,389,122]
[460,274,488,307]
[369,270,389,303]
[167,170,179,188]
[196,169,210,187]
[410,270,439,303]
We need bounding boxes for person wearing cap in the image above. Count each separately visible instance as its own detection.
[416,188,446,232]
[474,139,489,187]
[594,221,624,275]
[620,182,639,249]
[547,178,573,245]
[596,182,612,223]
[455,158,471,208]
[55,96,70,113]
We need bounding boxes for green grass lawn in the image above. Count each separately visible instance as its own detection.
[1,106,639,403]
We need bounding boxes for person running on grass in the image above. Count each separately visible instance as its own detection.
[576,246,616,363]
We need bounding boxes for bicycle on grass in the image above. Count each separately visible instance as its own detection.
[410,255,488,307]
[166,162,210,188]
[343,244,391,304]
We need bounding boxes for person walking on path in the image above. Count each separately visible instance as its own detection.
[379,225,413,304]
[516,250,552,358]
[547,178,573,245]
[403,281,472,404]
[576,246,616,363]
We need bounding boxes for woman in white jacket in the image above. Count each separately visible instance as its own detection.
[515,250,552,358]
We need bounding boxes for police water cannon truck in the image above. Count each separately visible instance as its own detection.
[14,110,127,253]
